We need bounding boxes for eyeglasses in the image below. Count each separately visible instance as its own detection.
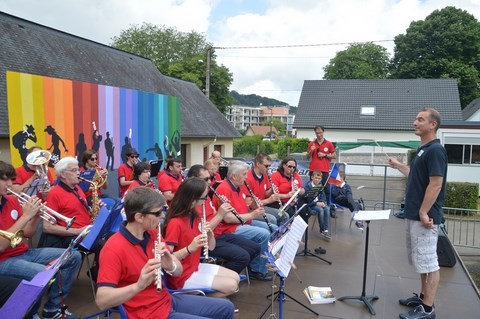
[89,157,97,161]
[199,196,208,200]
[67,168,80,173]
[143,209,164,217]
[263,164,271,168]
[286,165,296,169]
[129,155,139,158]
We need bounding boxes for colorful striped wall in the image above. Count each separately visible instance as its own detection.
[7,71,180,169]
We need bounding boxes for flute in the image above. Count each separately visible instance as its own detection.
[154,222,163,292]
[201,203,209,259]
[244,181,274,233]
[266,172,284,210]
[208,185,246,225]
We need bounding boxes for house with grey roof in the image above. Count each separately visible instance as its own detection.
[294,79,480,187]
[0,12,240,168]
[463,97,480,121]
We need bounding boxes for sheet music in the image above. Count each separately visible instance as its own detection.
[354,210,391,221]
[269,232,288,256]
[274,216,307,277]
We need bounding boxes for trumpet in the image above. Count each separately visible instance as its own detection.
[7,188,76,230]
[0,229,24,248]
[208,185,246,225]
[154,222,163,292]
[244,181,274,233]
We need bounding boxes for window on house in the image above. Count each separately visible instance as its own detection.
[445,144,480,165]
[360,105,376,116]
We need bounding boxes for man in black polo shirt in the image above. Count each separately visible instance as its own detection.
[389,108,447,319]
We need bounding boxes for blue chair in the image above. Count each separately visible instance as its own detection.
[83,304,128,319]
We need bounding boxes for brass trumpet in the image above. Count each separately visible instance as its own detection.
[0,229,24,248]
[7,188,76,230]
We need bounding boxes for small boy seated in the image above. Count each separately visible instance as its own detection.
[331,171,364,230]
[304,171,331,240]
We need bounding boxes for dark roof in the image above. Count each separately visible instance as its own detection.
[442,120,480,129]
[294,79,463,131]
[0,12,240,138]
[462,97,480,120]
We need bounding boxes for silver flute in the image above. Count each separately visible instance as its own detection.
[154,222,163,292]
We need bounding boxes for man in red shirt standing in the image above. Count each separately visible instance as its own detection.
[306,126,336,207]
[118,148,139,198]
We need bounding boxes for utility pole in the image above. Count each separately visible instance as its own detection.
[205,46,212,99]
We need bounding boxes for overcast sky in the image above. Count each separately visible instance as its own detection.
[2,0,480,106]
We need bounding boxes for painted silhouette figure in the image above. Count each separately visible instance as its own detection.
[104,131,115,171]
[12,124,37,163]
[44,125,68,167]
[146,142,164,161]
[164,130,181,158]
[92,129,102,153]
[75,133,87,164]
[120,136,132,164]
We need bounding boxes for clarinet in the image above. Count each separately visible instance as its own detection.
[154,222,163,292]
[201,203,210,259]
[208,185,246,225]
[267,172,284,210]
[244,181,274,233]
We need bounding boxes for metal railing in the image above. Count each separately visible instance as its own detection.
[443,207,480,249]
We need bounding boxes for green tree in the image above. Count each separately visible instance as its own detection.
[263,118,285,136]
[323,43,390,79]
[111,23,233,113]
[390,6,480,108]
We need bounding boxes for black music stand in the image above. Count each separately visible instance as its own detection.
[338,210,389,315]
[296,188,332,265]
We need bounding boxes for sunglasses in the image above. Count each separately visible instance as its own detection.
[263,164,271,168]
[129,155,139,158]
[143,209,163,217]
[89,157,97,161]
[286,165,296,169]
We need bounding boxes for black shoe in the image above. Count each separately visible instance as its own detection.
[249,270,273,281]
[330,210,337,218]
[399,305,435,319]
[314,246,326,254]
[355,221,364,231]
[399,293,423,307]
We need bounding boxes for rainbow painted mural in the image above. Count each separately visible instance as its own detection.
[7,71,180,169]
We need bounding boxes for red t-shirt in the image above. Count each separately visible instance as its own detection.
[45,183,91,228]
[164,215,202,289]
[97,227,172,319]
[118,163,134,197]
[245,167,271,201]
[0,195,29,262]
[158,173,183,204]
[14,165,54,187]
[212,179,251,235]
[270,171,303,203]
[194,198,220,237]
[307,139,335,172]
[127,180,156,192]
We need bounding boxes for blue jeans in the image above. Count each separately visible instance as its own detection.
[168,293,234,319]
[234,224,270,274]
[251,218,279,233]
[310,205,330,232]
[0,248,81,311]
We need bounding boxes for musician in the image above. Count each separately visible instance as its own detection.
[126,162,156,192]
[96,187,234,319]
[204,159,222,187]
[80,149,108,203]
[212,161,273,281]
[246,152,285,225]
[163,177,239,296]
[270,156,305,218]
[0,160,82,319]
[11,146,54,196]
[157,158,183,204]
[118,148,139,198]
[39,157,91,248]
[187,165,260,274]
[210,150,228,167]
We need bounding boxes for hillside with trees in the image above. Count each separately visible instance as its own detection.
[230,90,289,106]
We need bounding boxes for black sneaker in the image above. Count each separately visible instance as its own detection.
[330,207,337,218]
[314,246,326,254]
[249,270,273,281]
[399,293,423,307]
[42,306,80,319]
[399,305,435,319]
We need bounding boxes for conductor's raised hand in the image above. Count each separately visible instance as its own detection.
[388,157,400,169]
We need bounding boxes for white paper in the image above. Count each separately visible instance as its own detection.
[269,233,288,256]
[274,216,308,277]
[353,209,391,221]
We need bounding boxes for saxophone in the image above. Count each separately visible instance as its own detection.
[78,177,100,222]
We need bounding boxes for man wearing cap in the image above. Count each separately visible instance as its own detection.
[118,148,139,198]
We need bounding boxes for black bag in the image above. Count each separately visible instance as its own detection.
[437,224,456,267]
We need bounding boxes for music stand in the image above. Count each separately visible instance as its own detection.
[258,216,318,319]
[296,188,332,265]
[337,210,390,315]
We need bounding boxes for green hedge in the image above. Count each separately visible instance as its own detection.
[276,138,310,158]
[233,136,310,159]
[444,182,479,210]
